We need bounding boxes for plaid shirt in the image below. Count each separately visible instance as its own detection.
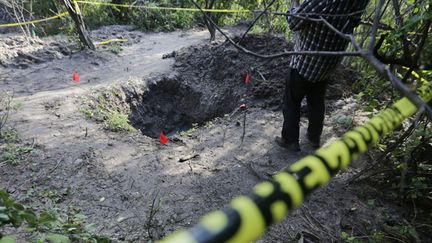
[288,0,369,82]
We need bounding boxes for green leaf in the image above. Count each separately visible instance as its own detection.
[12,203,24,211]
[9,211,23,227]
[85,223,97,233]
[38,212,57,227]
[73,213,87,221]
[45,234,70,243]
[20,210,37,226]
[0,213,10,222]
[0,235,16,243]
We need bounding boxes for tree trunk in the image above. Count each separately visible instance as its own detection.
[203,0,217,42]
[203,15,216,41]
[61,0,95,50]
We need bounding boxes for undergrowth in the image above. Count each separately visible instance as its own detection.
[349,59,432,241]
[81,86,135,132]
[0,190,110,243]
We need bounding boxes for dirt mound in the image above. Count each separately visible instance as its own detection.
[172,34,358,109]
[173,34,292,108]
[0,36,73,68]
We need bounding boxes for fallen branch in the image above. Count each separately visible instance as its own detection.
[178,154,199,163]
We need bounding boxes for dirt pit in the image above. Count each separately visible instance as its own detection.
[127,75,240,138]
[117,35,293,138]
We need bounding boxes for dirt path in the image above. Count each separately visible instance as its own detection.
[0,26,402,242]
[1,26,209,97]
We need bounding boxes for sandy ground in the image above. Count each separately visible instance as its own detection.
[0,26,410,242]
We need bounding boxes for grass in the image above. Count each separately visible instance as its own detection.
[180,123,198,136]
[81,87,136,133]
[108,44,123,55]
[82,106,135,132]
[104,110,135,132]
[0,126,20,143]
[1,143,34,165]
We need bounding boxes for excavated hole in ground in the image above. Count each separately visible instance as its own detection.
[126,76,239,138]
[123,35,294,138]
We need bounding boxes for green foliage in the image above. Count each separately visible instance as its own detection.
[180,123,199,136]
[0,235,16,243]
[107,44,123,54]
[340,231,363,243]
[351,59,393,112]
[22,0,268,34]
[333,114,354,129]
[0,127,20,144]
[104,110,135,132]
[370,0,432,69]
[1,144,33,165]
[0,92,13,136]
[81,87,135,132]
[0,190,109,242]
[386,121,432,201]
[0,190,39,229]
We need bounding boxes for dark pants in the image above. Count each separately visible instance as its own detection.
[282,68,327,144]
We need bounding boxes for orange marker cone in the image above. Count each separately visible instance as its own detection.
[73,71,80,83]
[160,131,169,145]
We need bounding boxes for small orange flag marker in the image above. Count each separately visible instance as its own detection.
[160,131,169,145]
[72,71,80,83]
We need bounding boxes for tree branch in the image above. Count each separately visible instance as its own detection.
[237,0,278,44]
[190,1,360,58]
[368,0,386,51]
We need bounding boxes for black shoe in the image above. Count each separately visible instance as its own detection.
[306,134,320,149]
[275,136,300,152]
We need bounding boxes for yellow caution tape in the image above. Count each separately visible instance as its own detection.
[0,12,69,28]
[73,0,82,15]
[402,66,429,85]
[95,38,128,45]
[75,0,251,13]
[0,1,249,29]
[159,82,432,243]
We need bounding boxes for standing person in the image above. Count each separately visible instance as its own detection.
[276,0,369,152]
